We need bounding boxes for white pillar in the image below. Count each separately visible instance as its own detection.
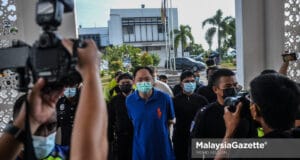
[235,0,285,88]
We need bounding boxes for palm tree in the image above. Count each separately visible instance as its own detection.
[174,25,194,57]
[223,18,236,49]
[202,9,234,53]
[205,28,216,51]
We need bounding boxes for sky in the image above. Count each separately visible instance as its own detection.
[75,0,235,50]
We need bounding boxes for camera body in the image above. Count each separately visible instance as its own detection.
[282,52,300,62]
[0,0,81,92]
[224,91,251,118]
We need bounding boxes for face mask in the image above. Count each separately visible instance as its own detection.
[136,82,153,94]
[32,132,56,159]
[64,87,77,98]
[119,84,132,94]
[183,82,196,94]
[222,87,237,99]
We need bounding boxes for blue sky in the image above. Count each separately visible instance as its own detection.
[75,0,235,49]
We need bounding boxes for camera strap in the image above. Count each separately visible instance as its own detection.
[24,99,38,160]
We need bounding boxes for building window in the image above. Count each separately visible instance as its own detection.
[123,25,134,34]
[158,24,165,33]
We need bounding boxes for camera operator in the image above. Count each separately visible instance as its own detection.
[215,73,300,159]
[190,68,256,139]
[0,39,108,160]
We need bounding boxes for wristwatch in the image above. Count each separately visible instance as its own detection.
[4,123,26,143]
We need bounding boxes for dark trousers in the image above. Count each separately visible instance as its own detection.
[173,138,189,160]
[115,134,132,160]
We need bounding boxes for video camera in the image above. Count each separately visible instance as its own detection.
[0,0,83,92]
[224,91,252,118]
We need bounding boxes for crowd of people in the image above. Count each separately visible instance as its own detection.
[0,39,300,160]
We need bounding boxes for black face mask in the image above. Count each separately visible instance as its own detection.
[222,87,237,99]
[119,84,133,94]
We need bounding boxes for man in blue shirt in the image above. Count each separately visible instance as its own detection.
[126,66,176,160]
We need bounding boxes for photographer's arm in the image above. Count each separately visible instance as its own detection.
[279,61,289,76]
[0,78,62,160]
[63,40,108,160]
[214,103,241,160]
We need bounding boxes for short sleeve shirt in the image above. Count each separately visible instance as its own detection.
[126,89,175,160]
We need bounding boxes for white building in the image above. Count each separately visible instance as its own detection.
[78,27,109,49]
[79,7,179,67]
[108,7,179,66]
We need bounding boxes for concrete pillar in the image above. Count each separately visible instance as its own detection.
[235,0,285,88]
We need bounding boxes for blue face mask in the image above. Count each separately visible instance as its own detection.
[136,82,153,94]
[32,132,56,159]
[64,87,77,98]
[183,82,196,94]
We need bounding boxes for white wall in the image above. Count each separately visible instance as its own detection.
[108,15,123,45]
[235,0,285,88]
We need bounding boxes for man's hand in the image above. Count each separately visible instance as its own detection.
[13,78,64,133]
[28,78,63,132]
[61,39,100,79]
[223,102,242,138]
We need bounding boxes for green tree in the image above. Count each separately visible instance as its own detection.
[103,44,142,72]
[140,52,154,66]
[151,53,161,66]
[187,43,205,55]
[223,18,236,50]
[202,9,234,54]
[174,25,194,57]
[205,28,216,51]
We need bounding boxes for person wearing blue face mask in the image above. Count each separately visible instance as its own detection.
[56,85,80,146]
[126,66,176,160]
[12,95,69,160]
[172,71,208,160]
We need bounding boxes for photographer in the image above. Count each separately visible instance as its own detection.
[215,73,300,159]
[13,94,69,160]
[190,68,256,139]
[0,39,108,160]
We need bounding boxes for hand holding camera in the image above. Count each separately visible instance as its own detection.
[223,102,242,138]
[282,52,299,62]
[61,39,100,80]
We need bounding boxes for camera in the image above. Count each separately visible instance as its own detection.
[0,0,83,92]
[282,52,300,62]
[224,91,251,118]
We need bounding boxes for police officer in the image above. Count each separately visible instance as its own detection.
[56,84,81,146]
[191,69,256,139]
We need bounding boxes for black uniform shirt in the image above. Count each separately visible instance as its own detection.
[108,93,133,137]
[173,93,208,139]
[191,102,257,138]
[56,96,78,146]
